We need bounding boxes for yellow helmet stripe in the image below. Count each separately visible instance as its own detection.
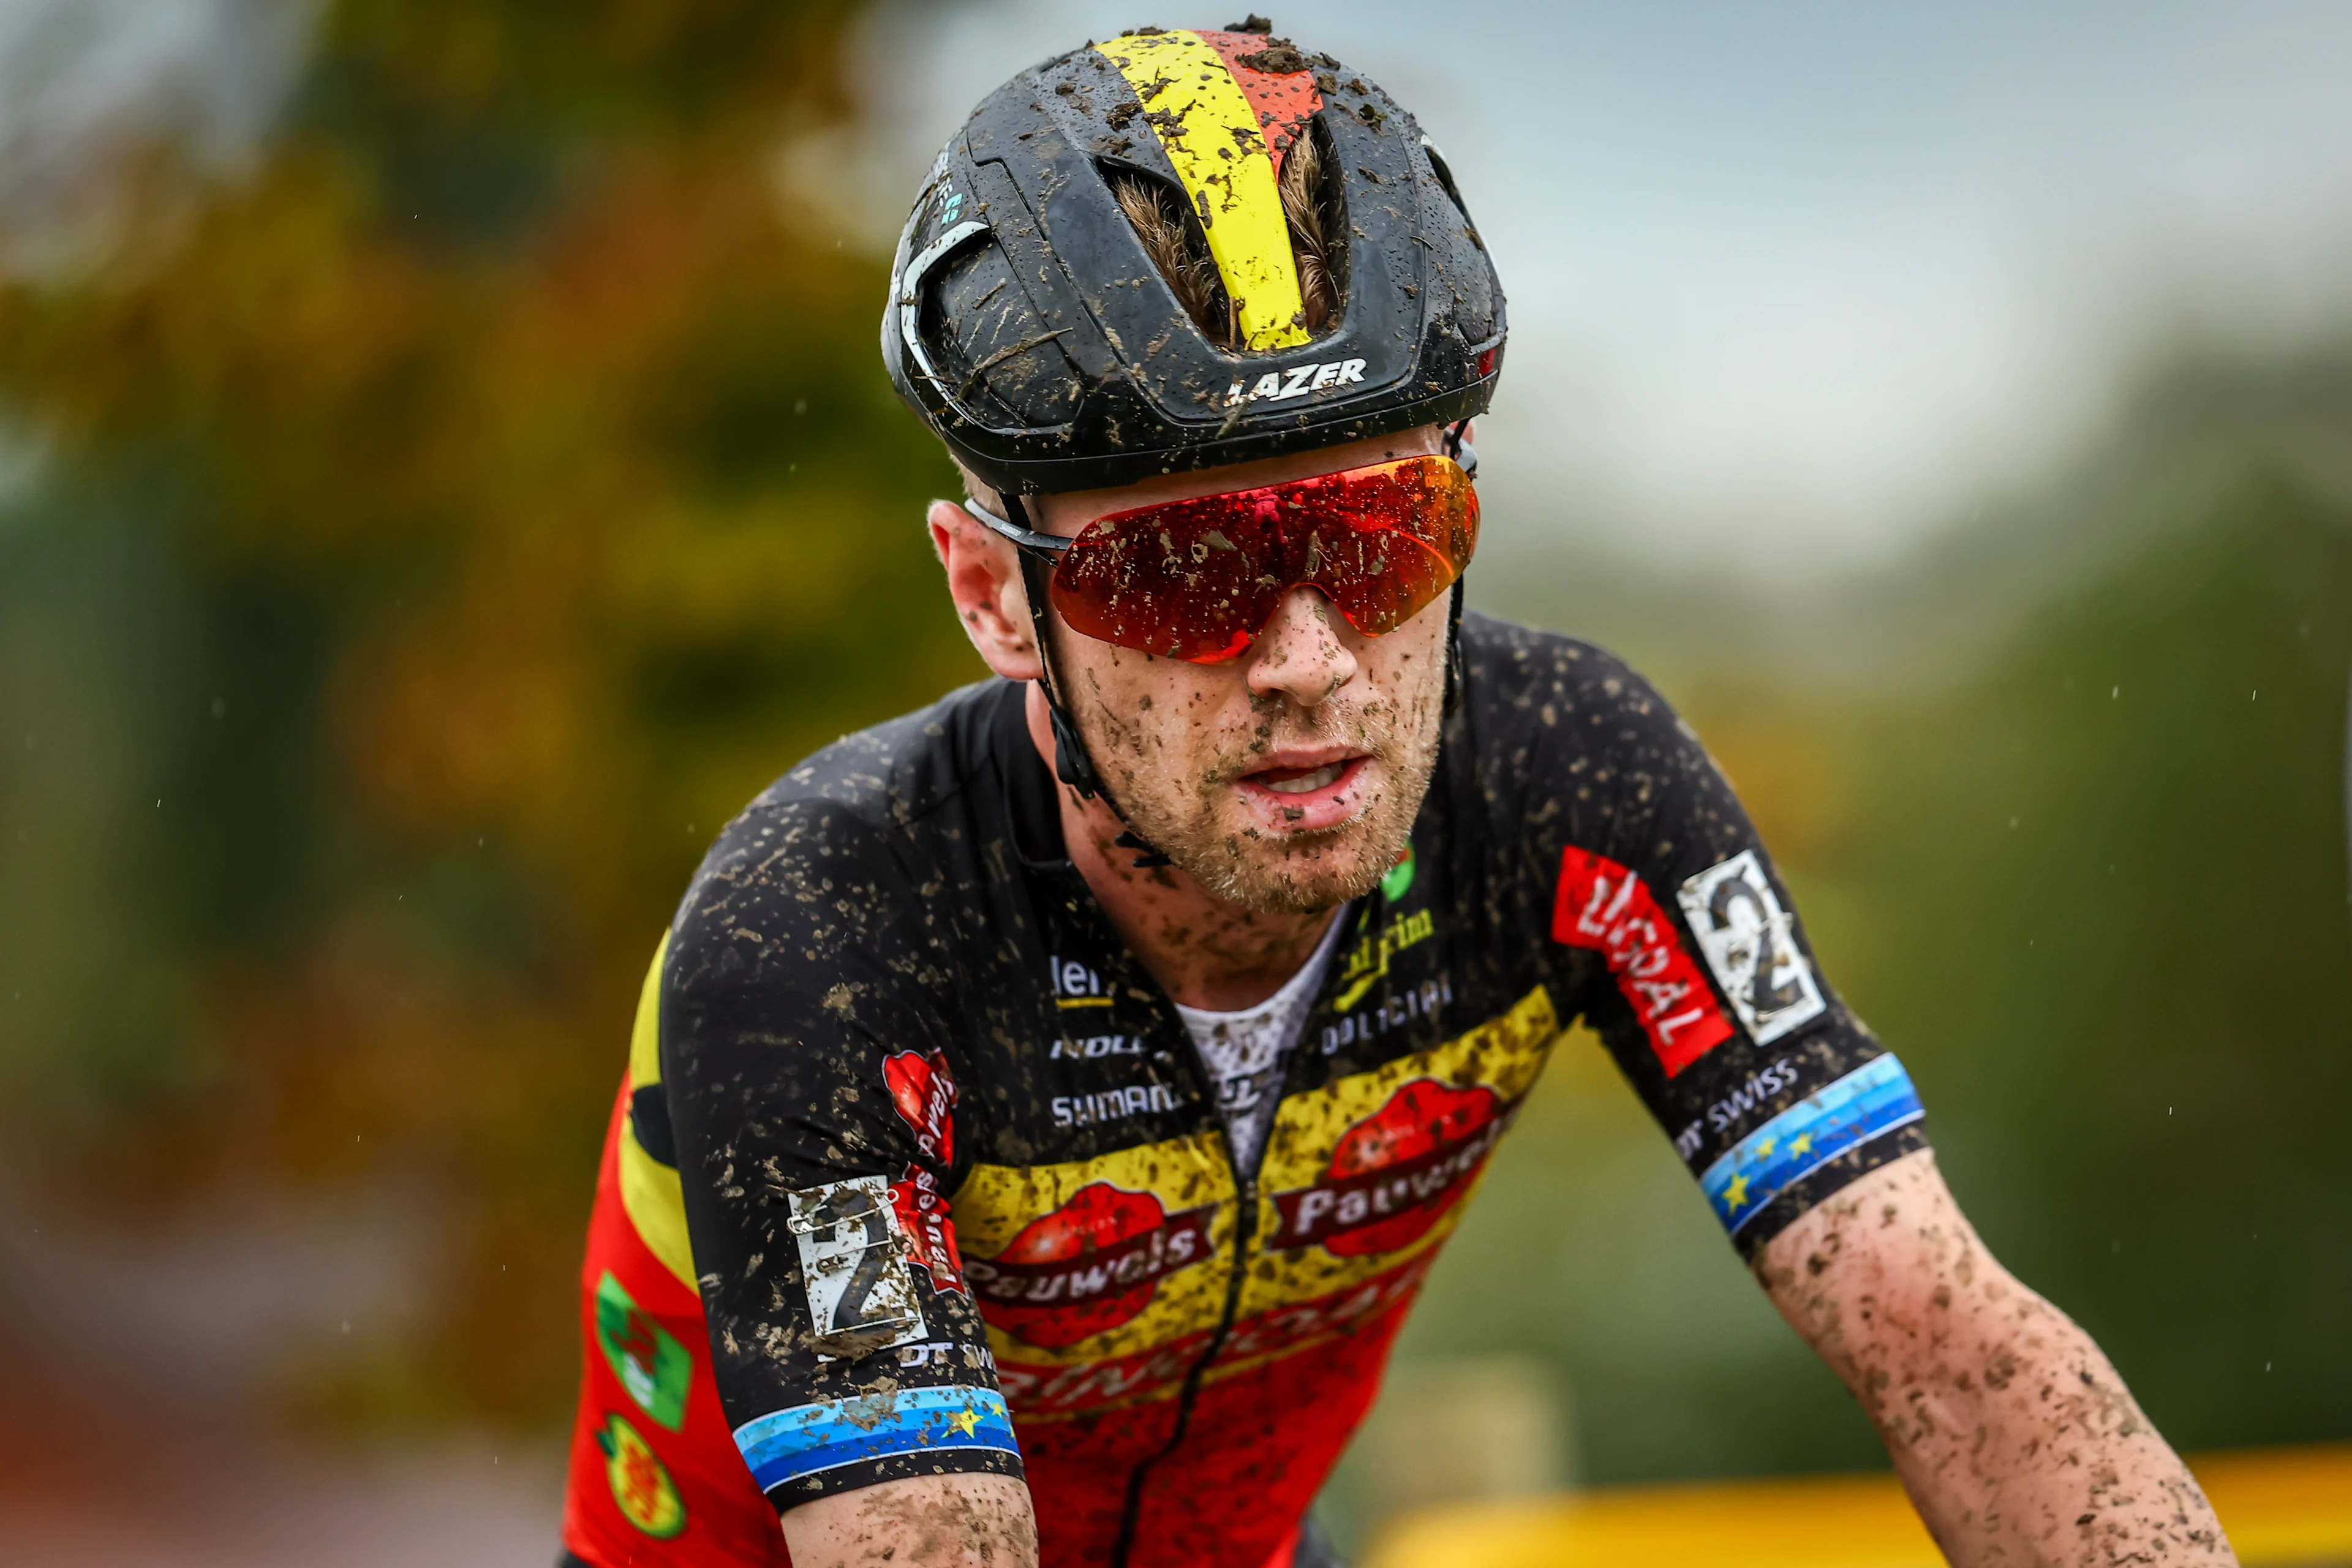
[1096,29,1311,352]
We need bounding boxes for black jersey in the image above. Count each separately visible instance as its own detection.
[604,614,1926,1568]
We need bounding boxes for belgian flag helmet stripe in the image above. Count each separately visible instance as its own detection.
[1094,29,1323,352]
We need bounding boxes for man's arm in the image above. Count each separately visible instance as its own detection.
[1757,1148,2233,1566]
[782,1475,1038,1568]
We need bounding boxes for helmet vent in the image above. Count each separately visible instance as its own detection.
[1278,113,1346,333]
[1419,135,1483,249]
[1102,118,1346,353]
[1106,169,1238,347]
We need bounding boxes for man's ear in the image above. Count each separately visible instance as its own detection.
[929,499,1045,682]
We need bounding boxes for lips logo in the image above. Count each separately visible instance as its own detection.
[964,1182,1215,1348]
[1270,1079,1515,1256]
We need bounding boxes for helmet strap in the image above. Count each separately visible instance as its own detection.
[1439,418,1471,717]
[1007,498,1173,869]
[1443,575,1467,718]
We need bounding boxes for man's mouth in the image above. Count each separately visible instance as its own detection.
[1232,753,1373,832]
[1253,761,1347,795]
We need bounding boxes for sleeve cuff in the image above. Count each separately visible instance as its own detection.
[1697,1053,1931,1258]
[736,1385,1023,1499]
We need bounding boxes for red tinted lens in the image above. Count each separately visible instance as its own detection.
[1048,455,1477,663]
[1048,495,1287,662]
[1289,455,1478,636]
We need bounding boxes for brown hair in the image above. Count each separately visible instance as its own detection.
[1110,129,1341,348]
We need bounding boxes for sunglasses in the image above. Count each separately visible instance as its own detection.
[967,453,1479,665]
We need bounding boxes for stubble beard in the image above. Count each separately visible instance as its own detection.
[1079,677,1447,916]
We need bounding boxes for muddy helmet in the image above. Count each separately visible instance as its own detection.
[882,23,1506,496]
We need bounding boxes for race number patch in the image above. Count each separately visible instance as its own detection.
[1676,851,1826,1045]
[787,1174,928,1360]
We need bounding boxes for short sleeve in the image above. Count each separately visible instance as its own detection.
[660,799,1021,1509]
[1485,631,1931,1257]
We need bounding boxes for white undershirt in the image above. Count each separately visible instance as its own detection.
[1173,910,1351,1180]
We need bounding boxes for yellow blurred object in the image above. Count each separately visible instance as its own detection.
[1364,1443,2352,1568]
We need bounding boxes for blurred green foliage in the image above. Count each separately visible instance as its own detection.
[0,0,973,1427]
[1392,363,2352,1493]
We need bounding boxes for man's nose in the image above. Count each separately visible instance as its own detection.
[1245,587,1359,708]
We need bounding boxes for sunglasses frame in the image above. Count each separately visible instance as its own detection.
[962,423,1478,634]
[961,430,1476,816]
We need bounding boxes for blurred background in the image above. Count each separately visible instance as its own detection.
[1,1,2347,1562]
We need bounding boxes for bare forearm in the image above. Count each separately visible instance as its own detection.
[1758,1151,2232,1567]
[782,1473,1038,1568]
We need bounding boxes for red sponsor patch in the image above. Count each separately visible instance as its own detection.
[1268,1079,1513,1257]
[965,1182,1215,1349]
[883,1050,966,1291]
[1551,848,1732,1077]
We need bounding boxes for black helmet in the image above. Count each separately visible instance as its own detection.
[882,23,1506,496]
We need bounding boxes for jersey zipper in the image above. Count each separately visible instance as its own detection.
[1106,1169,1259,1568]
[1103,913,1355,1568]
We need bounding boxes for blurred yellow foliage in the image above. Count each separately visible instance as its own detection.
[0,0,978,1426]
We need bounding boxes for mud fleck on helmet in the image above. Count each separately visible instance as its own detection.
[882,24,1507,497]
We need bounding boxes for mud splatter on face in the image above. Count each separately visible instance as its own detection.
[1058,586,1447,916]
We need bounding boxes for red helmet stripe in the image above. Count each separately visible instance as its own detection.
[1195,31,1326,181]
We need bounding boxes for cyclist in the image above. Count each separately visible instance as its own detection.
[560,23,2231,1568]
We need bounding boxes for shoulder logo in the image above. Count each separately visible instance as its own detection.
[1553,848,1733,1077]
[1676,851,1826,1045]
[1221,357,1368,406]
[883,1049,966,1292]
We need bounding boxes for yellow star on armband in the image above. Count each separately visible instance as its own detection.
[1789,1132,1814,1157]
[1721,1172,1751,1212]
[948,1407,982,1438]
[1752,1136,1777,1158]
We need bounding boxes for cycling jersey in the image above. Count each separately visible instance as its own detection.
[559,614,1930,1568]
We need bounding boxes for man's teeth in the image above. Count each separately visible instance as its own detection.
[1262,762,1344,795]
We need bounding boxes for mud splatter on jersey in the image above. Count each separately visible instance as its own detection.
[559,616,1928,1568]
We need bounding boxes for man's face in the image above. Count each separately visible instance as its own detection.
[1028,428,1454,914]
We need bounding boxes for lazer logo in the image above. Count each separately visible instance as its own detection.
[1222,358,1368,406]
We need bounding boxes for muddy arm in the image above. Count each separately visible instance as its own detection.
[1757,1148,2234,1566]
[781,1473,1038,1568]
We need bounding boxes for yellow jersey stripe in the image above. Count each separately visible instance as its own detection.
[1096,29,1311,352]
[619,930,698,1291]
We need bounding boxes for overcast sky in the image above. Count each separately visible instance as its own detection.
[851,1,2352,580]
[6,1,2352,580]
